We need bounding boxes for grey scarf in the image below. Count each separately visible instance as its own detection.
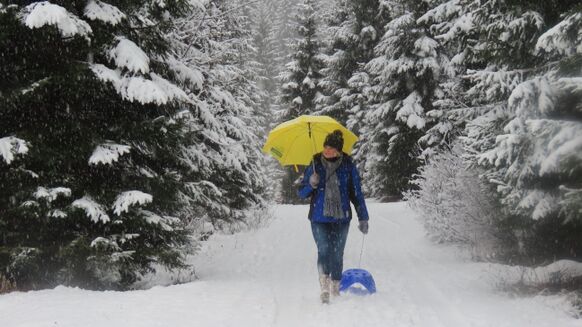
[321,154,344,219]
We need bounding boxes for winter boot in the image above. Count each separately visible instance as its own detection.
[331,279,341,297]
[319,275,331,304]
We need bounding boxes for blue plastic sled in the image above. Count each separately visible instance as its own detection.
[339,268,376,295]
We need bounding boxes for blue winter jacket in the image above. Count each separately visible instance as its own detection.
[298,153,369,223]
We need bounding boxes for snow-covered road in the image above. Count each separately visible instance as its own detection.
[0,202,579,326]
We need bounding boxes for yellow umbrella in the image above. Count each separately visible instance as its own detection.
[262,115,358,169]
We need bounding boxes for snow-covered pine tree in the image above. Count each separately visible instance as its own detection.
[169,0,268,230]
[415,0,474,160]
[247,0,288,202]
[404,0,535,254]
[280,0,324,118]
[257,0,302,203]
[272,0,301,75]
[416,0,560,159]
[475,6,582,259]
[277,0,325,204]
[250,0,278,109]
[210,0,269,227]
[316,0,389,130]
[416,0,550,187]
[357,0,446,198]
[0,0,195,289]
[405,0,582,262]
[404,142,510,259]
[414,0,582,258]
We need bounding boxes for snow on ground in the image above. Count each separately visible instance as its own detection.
[0,202,580,327]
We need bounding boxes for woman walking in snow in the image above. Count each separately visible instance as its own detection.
[298,130,369,304]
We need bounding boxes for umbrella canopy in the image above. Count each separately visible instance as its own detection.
[262,115,358,167]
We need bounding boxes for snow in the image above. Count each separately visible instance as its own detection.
[536,260,582,280]
[302,76,315,89]
[282,81,298,90]
[466,68,526,102]
[450,50,466,66]
[108,37,150,74]
[0,136,29,164]
[88,143,131,165]
[210,87,236,106]
[517,190,558,221]
[508,78,554,118]
[71,196,110,223]
[1,202,579,327]
[20,201,39,208]
[397,92,426,129]
[503,12,544,43]
[532,196,556,221]
[386,12,414,31]
[110,251,136,262]
[21,1,92,38]
[167,57,205,89]
[534,120,582,176]
[120,76,170,105]
[83,0,126,26]
[536,13,582,56]
[112,190,153,216]
[347,72,369,88]
[559,77,582,93]
[33,186,72,202]
[360,25,377,41]
[187,0,207,11]
[150,73,189,102]
[417,0,461,25]
[48,209,67,219]
[89,63,120,84]
[21,78,50,95]
[90,64,183,105]
[139,209,177,231]
[90,236,120,250]
[292,96,303,105]
[413,36,438,58]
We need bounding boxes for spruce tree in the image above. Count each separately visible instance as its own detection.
[251,0,278,103]
[280,0,324,118]
[272,0,301,73]
[212,0,269,225]
[358,1,446,198]
[278,0,325,204]
[419,0,551,160]
[418,0,582,260]
[0,0,194,289]
[473,6,582,259]
[415,0,569,159]
[248,1,289,202]
[169,0,268,228]
[317,0,389,130]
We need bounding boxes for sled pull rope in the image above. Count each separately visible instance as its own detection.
[358,233,365,268]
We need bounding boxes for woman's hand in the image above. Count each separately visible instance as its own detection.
[358,220,369,234]
[309,172,320,188]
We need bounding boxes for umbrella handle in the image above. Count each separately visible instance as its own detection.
[308,122,317,173]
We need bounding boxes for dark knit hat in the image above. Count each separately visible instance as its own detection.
[324,130,344,152]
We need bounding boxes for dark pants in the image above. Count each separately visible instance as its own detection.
[311,221,350,281]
